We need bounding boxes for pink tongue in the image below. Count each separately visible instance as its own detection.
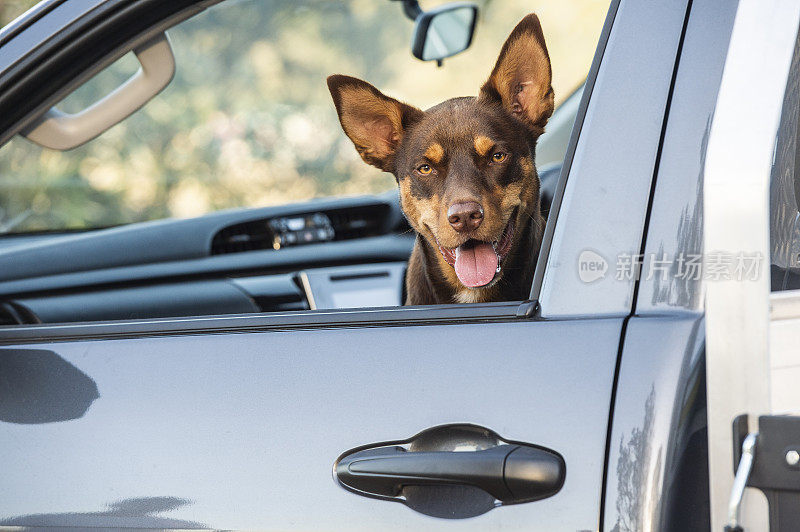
[454,242,498,288]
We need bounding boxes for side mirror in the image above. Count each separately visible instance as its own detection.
[396,1,478,65]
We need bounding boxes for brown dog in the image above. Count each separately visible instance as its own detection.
[328,14,553,305]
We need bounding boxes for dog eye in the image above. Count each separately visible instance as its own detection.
[491,152,507,162]
[417,164,432,175]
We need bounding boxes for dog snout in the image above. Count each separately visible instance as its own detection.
[447,201,484,232]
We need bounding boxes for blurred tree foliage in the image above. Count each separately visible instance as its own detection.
[0,0,608,232]
[0,0,35,26]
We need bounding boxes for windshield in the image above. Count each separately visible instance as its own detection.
[0,0,608,233]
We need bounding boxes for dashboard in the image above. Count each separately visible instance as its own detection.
[0,191,415,325]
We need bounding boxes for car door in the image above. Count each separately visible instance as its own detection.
[0,0,688,529]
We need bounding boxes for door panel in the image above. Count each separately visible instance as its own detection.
[602,316,708,531]
[1,318,622,530]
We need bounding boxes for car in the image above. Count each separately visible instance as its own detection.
[0,0,798,530]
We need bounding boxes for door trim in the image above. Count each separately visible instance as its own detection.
[0,300,540,345]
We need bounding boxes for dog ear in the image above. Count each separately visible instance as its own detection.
[327,75,423,172]
[479,14,554,137]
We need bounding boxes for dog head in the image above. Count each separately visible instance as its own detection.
[328,14,553,293]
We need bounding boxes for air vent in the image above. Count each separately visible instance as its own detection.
[211,219,275,255]
[327,205,388,241]
[211,204,391,255]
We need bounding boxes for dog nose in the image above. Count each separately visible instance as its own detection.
[447,201,484,232]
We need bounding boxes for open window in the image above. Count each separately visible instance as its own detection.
[0,0,610,326]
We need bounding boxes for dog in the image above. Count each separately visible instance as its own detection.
[328,14,553,305]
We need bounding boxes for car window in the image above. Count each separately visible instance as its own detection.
[770,29,800,291]
[0,0,608,234]
[0,0,614,325]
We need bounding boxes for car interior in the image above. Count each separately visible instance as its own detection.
[0,0,599,326]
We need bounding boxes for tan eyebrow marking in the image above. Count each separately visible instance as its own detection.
[474,135,495,156]
[519,156,534,176]
[424,143,444,164]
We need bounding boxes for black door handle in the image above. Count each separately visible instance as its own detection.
[335,440,565,505]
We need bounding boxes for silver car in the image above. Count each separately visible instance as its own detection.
[0,0,797,530]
